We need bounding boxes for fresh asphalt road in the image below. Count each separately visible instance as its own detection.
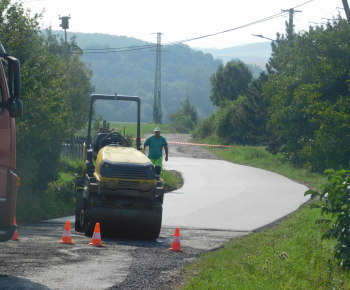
[162,157,309,231]
[56,156,309,233]
[0,156,311,290]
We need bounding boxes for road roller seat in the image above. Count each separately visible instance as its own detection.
[93,133,109,159]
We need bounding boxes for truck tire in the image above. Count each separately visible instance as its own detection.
[75,189,84,232]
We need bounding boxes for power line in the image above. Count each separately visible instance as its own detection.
[83,43,157,51]
[81,0,316,55]
[293,0,313,9]
[82,11,289,54]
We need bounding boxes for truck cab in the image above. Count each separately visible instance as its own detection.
[0,48,22,242]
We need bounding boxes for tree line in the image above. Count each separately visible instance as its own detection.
[0,1,93,218]
[58,31,263,123]
[194,17,350,172]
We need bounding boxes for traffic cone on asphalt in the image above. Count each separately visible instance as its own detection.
[168,228,185,252]
[88,223,106,247]
[59,221,75,244]
[11,217,20,241]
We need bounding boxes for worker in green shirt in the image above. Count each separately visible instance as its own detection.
[144,127,168,179]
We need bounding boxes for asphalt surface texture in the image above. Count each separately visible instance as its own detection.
[0,133,309,289]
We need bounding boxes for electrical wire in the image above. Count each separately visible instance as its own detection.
[83,11,288,54]
[82,0,322,54]
[293,0,314,9]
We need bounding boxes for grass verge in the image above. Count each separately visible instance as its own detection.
[183,201,349,289]
[103,122,173,137]
[205,144,327,190]
[16,157,81,224]
[180,141,349,289]
[161,170,183,193]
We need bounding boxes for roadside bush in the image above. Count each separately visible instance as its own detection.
[192,114,216,139]
[305,169,350,269]
[170,95,198,133]
[59,157,82,173]
[47,179,75,203]
[124,133,135,147]
[171,115,194,133]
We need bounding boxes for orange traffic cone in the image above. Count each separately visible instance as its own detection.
[11,217,20,241]
[88,223,106,247]
[59,221,75,244]
[168,228,185,252]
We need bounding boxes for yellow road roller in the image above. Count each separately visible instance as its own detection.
[75,94,164,239]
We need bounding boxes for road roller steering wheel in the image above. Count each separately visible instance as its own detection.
[99,131,130,149]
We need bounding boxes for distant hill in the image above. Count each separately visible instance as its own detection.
[198,42,272,69]
[51,31,270,123]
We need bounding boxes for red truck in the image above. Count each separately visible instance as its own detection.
[0,43,22,242]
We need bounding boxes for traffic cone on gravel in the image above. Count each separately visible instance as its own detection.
[168,228,185,252]
[88,223,105,247]
[11,217,20,241]
[59,221,75,244]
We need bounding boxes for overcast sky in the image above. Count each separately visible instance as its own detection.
[15,0,346,49]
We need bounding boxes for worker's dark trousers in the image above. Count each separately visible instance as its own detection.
[155,166,161,175]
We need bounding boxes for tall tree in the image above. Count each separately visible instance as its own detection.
[169,94,198,133]
[264,18,350,170]
[43,29,94,132]
[0,2,93,197]
[214,72,269,145]
[209,60,252,107]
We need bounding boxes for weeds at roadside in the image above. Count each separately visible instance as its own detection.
[16,157,81,224]
[183,201,350,289]
[180,138,347,289]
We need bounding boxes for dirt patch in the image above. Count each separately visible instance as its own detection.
[144,133,222,160]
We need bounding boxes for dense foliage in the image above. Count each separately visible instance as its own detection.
[0,2,93,220]
[195,18,350,171]
[209,60,252,107]
[169,94,198,133]
[306,169,350,269]
[265,19,350,171]
[194,61,269,145]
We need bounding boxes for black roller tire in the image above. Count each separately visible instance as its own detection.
[142,224,161,240]
[80,209,95,237]
[75,189,84,232]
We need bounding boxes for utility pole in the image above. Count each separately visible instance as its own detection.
[342,0,350,27]
[59,15,74,156]
[153,32,163,124]
[59,15,71,106]
[281,8,301,44]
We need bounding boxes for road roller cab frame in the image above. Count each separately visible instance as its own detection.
[75,94,165,239]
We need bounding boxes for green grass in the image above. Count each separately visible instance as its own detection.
[179,140,349,289]
[204,145,327,190]
[98,122,173,138]
[16,190,75,224]
[58,157,83,180]
[16,157,81,224]
[183,201,349,289]
[161,170,182,193]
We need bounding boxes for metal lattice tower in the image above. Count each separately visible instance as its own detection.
[153,32,162,124]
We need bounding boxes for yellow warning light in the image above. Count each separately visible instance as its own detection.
[15,176,20,187]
